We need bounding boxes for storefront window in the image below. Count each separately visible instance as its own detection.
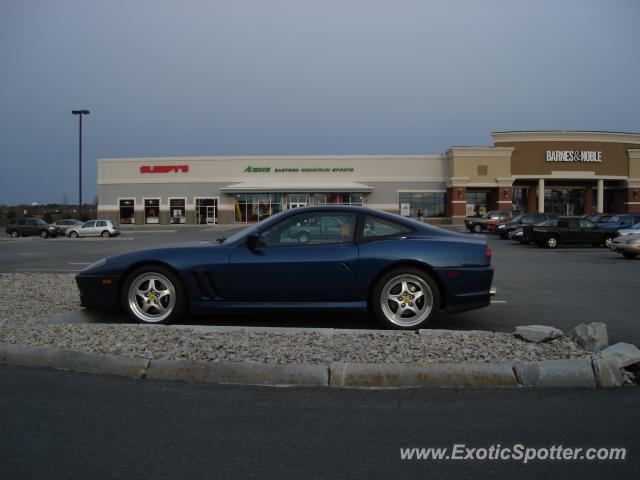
[144,199,160,224]
[235,193,282,223]
[466,191,489,216]
[288,193,310,209]
[312,193,363,205]
[119,199,135,224]
[544,189,585,216]
[398,192,446,217]
[169,199,186,224]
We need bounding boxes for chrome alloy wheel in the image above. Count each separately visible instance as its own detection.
[128,272,176,323]
[380,274,433,327]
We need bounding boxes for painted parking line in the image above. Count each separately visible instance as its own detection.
[121,229,177,234]
[68,262,92,265]
[490,300,507,304]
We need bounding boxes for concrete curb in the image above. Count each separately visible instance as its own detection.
[0,342,629,388]
[329,362,518,388]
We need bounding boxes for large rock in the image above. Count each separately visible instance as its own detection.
[515,325,563,343]
[601,343,640,369]
[569,322,608,352]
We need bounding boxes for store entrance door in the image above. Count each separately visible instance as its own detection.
[544,188,585,216]
[196,198,217,224]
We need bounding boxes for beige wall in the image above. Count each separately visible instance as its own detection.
[446,147,513,185]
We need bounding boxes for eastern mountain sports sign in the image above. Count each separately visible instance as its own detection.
[546,151,602,163]
[140,165,190,173]
[243,166,354,173]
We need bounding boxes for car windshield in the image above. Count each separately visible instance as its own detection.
[608,216,621,223]
[509,214,524,223]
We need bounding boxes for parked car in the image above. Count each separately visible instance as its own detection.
[598,214,640,234]
[464,210,513,233]
[53,219,83,235]
[609,233,640,259]
[486,215,513,234]
[76,206,495,329]
[616,222,640,236]
[582,213,612,224]
[5,218,58,238]
[518,219,558,244]
[66,220,120,238]
[529,216,614,248]
[495,213,558,239]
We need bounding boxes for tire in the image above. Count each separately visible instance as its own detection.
[121,265,186,324]
[546,236,558,249]
[604,236,614,248]
[472,224,482,233]
[623,253,638,259]
[39,230,49,239]
[371,267,440,330]
[518,240,528,245]
[298,231,310,243]
[9,230,19,238]
[69,231,79,238]
[101,231,111,238]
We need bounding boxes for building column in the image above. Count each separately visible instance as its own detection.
[597,179,604,213]
[537,178,545,213]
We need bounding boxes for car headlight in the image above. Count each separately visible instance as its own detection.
[83,258,107,271]
[497,224,505,229]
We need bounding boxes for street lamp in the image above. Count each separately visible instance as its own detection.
[71,109,90,218]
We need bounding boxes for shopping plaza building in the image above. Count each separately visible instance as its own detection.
[97,131,640,225]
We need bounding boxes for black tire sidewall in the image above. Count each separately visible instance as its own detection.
[370,266,441,330]
[121,265,187,324]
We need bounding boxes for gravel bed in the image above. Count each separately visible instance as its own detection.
[0,273,589,365]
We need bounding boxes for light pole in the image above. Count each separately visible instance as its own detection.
[71,109,90,218]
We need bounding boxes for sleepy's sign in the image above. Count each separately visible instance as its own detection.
[140,165,190,174]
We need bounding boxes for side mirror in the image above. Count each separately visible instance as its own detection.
[247,233,260,249]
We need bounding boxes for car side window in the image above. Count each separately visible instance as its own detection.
[521,215,534,223]
[17,219,26,226]
[82,221,96,228]
[260,211,357,246]
[362,215,412,240]
[97,221,107,227]
[579,219,596,229]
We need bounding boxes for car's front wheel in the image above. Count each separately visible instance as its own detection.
[122,266,186,324]
[371,267,440,330]
[39,230,49,239]
[101,231,111,238]
[623,252,637,259]
[546,236,558,249]
[69,231,79,238]
[9,230,19,238]
[472,224,482,233]
[604,235,614,248]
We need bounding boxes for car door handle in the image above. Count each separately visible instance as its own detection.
[339,262,351,272]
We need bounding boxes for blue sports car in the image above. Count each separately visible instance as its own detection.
[76,206,494,329]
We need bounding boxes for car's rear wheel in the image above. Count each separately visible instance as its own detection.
[69,231,79,238]
[9,230,19,238]
[122,266,186,324]
[101,231,110,238]
[39,230,49,239]
[546,236,558,249]
[472,224,482,233]
[371,267,440,330]
[623,252,638,259]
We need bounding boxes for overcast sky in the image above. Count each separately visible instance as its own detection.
[1,0,638,205]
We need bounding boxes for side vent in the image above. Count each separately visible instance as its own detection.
[191,270,219,300]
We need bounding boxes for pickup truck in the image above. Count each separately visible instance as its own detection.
[527,216,616,249]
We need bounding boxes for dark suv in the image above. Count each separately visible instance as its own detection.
[5,218,58,239]
[495,213,558,239]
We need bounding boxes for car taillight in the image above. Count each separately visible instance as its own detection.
[486,247,492,263]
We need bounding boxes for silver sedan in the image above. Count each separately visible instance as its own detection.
[610,233,640,259]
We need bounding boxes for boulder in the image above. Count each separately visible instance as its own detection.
[569,322,608,352]
[515,325,563,343]
[601,343,640,369]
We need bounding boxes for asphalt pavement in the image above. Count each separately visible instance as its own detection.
[1,364,637,480]
[1,226,639,344]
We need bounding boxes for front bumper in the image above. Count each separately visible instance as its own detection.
[75,273,122,311]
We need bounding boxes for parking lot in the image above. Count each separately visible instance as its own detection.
[1,225,638,345]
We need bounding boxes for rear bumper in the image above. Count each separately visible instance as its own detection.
[434,266,494,315]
